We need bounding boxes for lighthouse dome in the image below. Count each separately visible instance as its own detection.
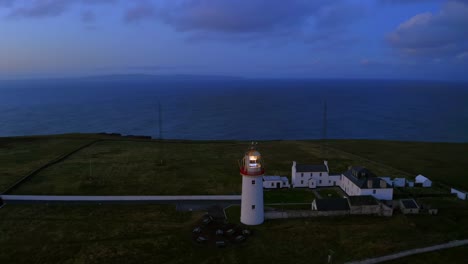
[247,150,261,158]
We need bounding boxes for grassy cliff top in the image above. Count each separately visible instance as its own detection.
[1,133,467,195]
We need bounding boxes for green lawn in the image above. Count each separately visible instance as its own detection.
[0,135,95,192]
[316,187,343,198]
[264,188,316,203]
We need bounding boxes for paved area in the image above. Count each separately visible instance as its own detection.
[345,239,468,264]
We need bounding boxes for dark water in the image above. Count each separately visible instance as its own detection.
[1,78,467,142]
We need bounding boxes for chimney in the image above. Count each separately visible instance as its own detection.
[324,160,329,171]
[293,161,296,167]
[367,179,373,188]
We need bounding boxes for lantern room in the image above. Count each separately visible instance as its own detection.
[240,144,265,176]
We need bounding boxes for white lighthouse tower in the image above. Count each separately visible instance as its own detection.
[240,143,265,225]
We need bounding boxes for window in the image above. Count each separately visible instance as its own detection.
[319,180,322,184]
[252,205,255,209]
[301,180,303,184]
[333,181,336,186]
[301,173,304,177]
[328,180,331,184]
[373,190,376,194]
[271,182,274,187]
[252,180,255,185]
[320,173,322,176]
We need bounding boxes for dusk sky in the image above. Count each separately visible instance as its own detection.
[1,0,467,80]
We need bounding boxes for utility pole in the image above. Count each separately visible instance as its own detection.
[158,101,165,165]
[322,100,328,158]
[89,153,92,181]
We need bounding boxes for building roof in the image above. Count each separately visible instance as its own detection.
[415,174,431,183]
[263,176,289,183]
[314,198,350,211]
[342,167,390,189]
[263,176,281,181]
[401,199,419,209]
[347,195,379,206]
[296,164,328,172]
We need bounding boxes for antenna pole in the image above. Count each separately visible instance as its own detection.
[322,100,328,158]
[158,101,165,165]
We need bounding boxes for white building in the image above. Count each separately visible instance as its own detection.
[451,188,467,200]
[340,167,393,200]
[240,145,265,225]
[291,161,393,201]
[415,174,432,187]
[263,176,290,189]
[291,161,341,188]
[393,178,406,187]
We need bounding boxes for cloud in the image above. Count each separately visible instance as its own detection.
[123,0,364,48]
[456,51,468,60]
[387,0,468,58]
[150,1,328,33]
[124,1,363,32]
[124,1,155,23]
[0,0,14,7]
[4,0,116,18]
[379,0,442,4]
[81,10,95,24]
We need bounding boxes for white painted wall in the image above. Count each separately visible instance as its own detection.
[393,178,406,187]
[241,175,264,225]
[263,180,282,189]
[360,188,393,201]
[421,180,432,187]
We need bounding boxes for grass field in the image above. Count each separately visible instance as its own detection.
[326,140,468,189]
[0,135,95,192]
[8,135,461,195]
[1,200,468,264]
[1,134,468,263]
[383,245,468,264]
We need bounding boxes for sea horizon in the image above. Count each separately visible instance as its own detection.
[1,78,467,143]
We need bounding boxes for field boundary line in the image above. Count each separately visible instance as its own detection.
[2,139,102,195]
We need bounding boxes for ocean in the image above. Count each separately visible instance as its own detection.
[0,78,467,142]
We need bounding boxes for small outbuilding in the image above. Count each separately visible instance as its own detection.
[263,176,290,189]
[399,199,420,214]
[379,177,393,186]
[393,178,406,187]
[451,188,467,200]
[415,174,432,187]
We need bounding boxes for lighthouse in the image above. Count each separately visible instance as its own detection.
[240,143,265,225]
